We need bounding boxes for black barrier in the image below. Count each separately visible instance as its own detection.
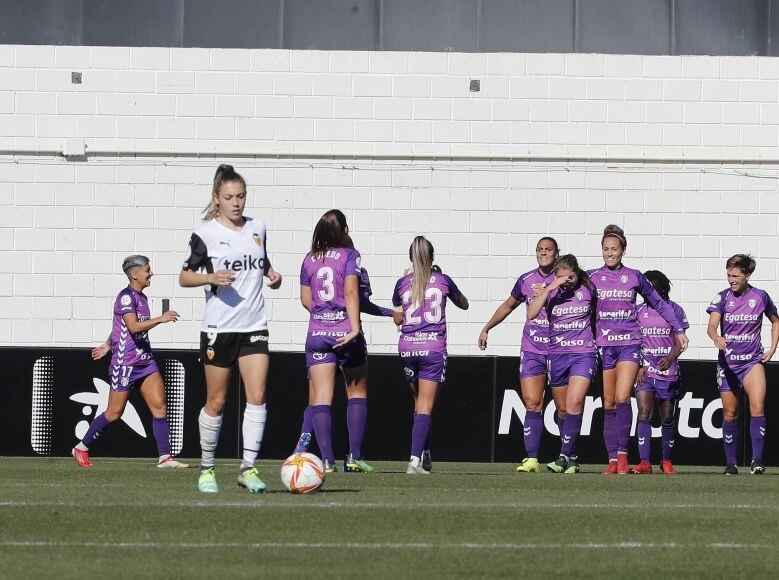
[0,347,774,467]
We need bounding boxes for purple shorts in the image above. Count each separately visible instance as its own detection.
[400,350,447,383]
[636,376,680,400]
[549,352,597,387]
[599,344,641,371]
[305,331,367,369]
[110,360,159,392]
[519,351,549,380]
[717,360,762,392]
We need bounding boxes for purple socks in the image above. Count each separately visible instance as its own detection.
[636,419,651,462]
[723,419,739,466]
[311,405,334,463]
[750,416,766,462]
[616,402,632,454]
[661,423,675,461]
[411,413,432,459]
[152,417,171,457]
[523,411,543,459]
[603,408,617,460]
[300,404,315,435]
[347,398,368,458]
[81,413,111,448]
[560,413,583,458]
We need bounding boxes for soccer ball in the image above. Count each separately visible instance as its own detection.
[281,452,325,494]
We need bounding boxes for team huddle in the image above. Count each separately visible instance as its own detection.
[71,165,779,491]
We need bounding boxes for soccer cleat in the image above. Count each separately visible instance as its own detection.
[421,449,432,473]
[344,453,374,473]
[750,459,765,475]
[515,458,540,473]
[406,462,431,475]
[660,460,676,475]
[564,459,580,474]
[157,457,190,469]
[723,464,739,476]
[547,456,568,474]
[198,467,219,493]
[294,432,311,454]
[630,460,653,474]
[71,447,93,469]
[602,460,617,475]
[324,460,338,474]
[237,467,267,493]
[617,454,629,475]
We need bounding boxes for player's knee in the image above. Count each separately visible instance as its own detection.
[206,397,226,415]
[151,404,166,419]
[524,398,542,413]
[104,410,122,422]
[723,409,738,422]
[637,410,652,422]
[556,409,567,420]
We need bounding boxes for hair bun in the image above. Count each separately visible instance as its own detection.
[217,164,234,173]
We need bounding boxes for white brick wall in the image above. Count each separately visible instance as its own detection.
[2,45,779,361]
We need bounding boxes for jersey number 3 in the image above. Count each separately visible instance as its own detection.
[317,266,335,301]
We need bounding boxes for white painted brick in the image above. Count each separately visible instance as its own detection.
[15,92,56,115]
[235,118,275,140]
[722,190,759,213]
[740,125,778,147]
[548,77,586,99]
[249,50,290,72]
[604,54,642,77]
[274,73,313,96]
[116,116,155,139]
[171,47,210,71]
[35,206,74,229]
[684,103,722,124]
[394,120,431,142]
[663,79,701,101]
[16,45,55,68]
[607,101,645,123]
[76,115,116,138]
[646,102,683,123]
[156,117,196,139]
[156,71,196,94]
[565,54,603,77]
[94,93,133,115]
[288,50,327,73]
[354,75,392,97]
[448,53,487,76]
[373,97,410,120]
[354,120,392,142]
[130,47,170,70]
[255,96,293,118]
[526,54,564,76]
[588,123,625,145]
[314,119,354,141]
[328,51,367,73]
[625,79,663,101]
[313,75,351,96]
[53,319,93,343]
[15,229,54,250]
[275,118,313,141]
[1,68,36,91]
[530,100,567,122]
[54,45,90,68]
[741,80,778,102]
[586,78,624,100]
[192,71,234,94]
[0,93,13,114]
[177,94,215,117]
[55,230,94,251]
[723,103,760,124]
[14,319,52,342]
[32,253,73,275]
[681,56,719,79]
[682,191,721,214]
[663,124,701,146]
[509,77,548,99]
[210,48,250,71]
[701,80,740,102]
[91,47,129,69]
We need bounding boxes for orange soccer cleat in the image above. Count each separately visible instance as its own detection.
[617,454,629,475]
[602,459,617,475]
[630,460,653,474]
[660,460,676,475]
[71,447,93,469]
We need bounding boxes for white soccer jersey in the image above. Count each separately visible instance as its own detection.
[183,217,270,333]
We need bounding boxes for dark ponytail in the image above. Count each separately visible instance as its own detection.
[554,254,592,290]
[311,209,352,257]
[643,270,672,301]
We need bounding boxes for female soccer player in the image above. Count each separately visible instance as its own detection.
[294,258,393,473]
[478,237,563,473]
[591,225,688,475]
[633,270,688,475]
[707,254,779,475]
[525,255,597,474]
[392,236,469,474]
[72,255,187,469]
[299,210,368,473]
[180,165,282,494]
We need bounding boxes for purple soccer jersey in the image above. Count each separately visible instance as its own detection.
[639,301,689,382]
[511,269,556,355]
[589,265,684,347]
[301,247,361,334]
[545,284,597,354]
[392,270,463,354]
[707,286,778,368]
[111,287,154,367]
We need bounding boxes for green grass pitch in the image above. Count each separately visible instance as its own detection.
[1,457,778,578]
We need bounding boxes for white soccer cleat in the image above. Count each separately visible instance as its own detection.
[157,457,191,469]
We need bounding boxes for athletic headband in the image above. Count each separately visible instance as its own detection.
[602,233,627,248]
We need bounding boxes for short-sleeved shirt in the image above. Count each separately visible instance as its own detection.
[545,283,597,354]
[511,268,556,355]
[707,286,777,367]
[300,247,361,333]
[589,264,684,347]
[392,270,463,354]
[183,217,270,333]
[111,286,154,367]
[639,300,689,382]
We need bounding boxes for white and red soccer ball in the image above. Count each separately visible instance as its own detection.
[281,452,325,494]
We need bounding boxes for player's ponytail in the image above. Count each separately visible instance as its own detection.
[203,164,246,221]
[311,209,351,258]
[644,270,672,300]
[409,236,434,307]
